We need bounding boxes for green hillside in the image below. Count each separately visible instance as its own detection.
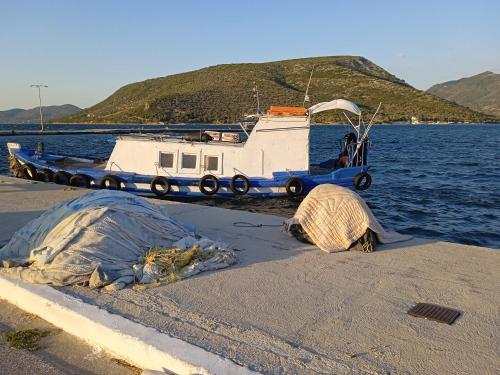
[58,56,496,124]
[427,71,500,117]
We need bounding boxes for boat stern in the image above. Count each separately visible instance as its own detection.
[304,165,370,193]
[7,142,21,156]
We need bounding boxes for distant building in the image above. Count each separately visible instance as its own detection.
[411,116,420,124]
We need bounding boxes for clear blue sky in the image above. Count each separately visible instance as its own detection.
[1,0,499,110]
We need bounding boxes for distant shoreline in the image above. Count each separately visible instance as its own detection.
[2,122,500,127]
[48,121,500,126]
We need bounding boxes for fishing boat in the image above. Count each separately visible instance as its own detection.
[7,99,374,197]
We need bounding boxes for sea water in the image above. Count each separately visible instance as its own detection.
[1,123,499,249]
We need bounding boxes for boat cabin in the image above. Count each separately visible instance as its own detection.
[106,105,312,179]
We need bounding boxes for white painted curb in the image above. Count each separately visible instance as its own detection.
[0,274,255,375]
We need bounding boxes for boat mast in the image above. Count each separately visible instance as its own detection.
[253,81,261,114]
[303,66,314,107]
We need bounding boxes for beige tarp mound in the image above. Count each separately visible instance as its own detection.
[287,184,411,253]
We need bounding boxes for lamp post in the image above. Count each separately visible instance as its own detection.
[30,84,48,131]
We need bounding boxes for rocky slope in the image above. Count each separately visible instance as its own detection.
[428,71,500,117]
[58,56,494,124]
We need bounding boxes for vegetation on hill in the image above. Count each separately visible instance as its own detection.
[57,56,496,124]
[427,71,500,117]
[0,104,81,124]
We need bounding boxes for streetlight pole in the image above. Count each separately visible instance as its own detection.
[30,84,48,131]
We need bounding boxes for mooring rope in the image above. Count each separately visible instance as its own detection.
[232,221,282,228]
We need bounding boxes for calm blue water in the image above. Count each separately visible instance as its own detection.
[1,123,499,249]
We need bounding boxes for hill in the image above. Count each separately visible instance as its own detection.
[427,71,500,117]
[58,56,495,124]
[0,104,81,124]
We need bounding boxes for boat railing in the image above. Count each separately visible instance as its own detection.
[346,139,369,167]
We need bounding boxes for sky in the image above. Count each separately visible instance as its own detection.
[1,0,499,110]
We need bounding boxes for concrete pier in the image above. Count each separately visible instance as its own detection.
[0,176,499,374]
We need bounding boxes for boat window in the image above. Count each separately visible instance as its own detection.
[159,152,174,168]
[181,154,197,169]
[204,155,218,171]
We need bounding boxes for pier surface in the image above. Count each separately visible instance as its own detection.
[0,176,499,374]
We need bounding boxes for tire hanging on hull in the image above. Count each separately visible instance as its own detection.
[20,163,37,180]
[36,168,54,182]
[230,174,250,195]
[53,171,72,185]
[353,172,372,191]
[150,176,171,197]
[199,174,220,195]
[286,177,305,197]
[100,175,122,190]
[70,174,92,189]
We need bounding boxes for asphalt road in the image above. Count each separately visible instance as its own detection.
[0,340,66,375]
[0,299,141,375]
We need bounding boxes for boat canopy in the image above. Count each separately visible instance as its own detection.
[308,99,361,116]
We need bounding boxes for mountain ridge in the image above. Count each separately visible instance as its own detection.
[0,104,81,124]
[57,56,496,124]
[427,71,500,117]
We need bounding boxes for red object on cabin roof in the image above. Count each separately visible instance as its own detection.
[267,106,308,117]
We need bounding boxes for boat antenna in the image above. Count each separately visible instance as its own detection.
[302,65,315,107]
[342,112,359,134]
[252,81,261,114]
[360,102,382,142]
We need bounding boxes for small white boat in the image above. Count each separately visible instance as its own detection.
[7,99,374,197]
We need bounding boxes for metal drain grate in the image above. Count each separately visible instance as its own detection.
[407,303,461,325]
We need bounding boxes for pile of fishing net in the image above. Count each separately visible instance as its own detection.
[0,190,237,290]
[285,184,411,252]
[133,236,237,290]
[8,155,23,178]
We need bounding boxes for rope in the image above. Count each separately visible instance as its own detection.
[8,156,23,178]
[232,221,282,228]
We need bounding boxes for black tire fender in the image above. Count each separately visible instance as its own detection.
[20,163,37,180]
[70,173,92,189]
[353,172,372,191]
[199,174,220,195]
[99,174,122,190]
[150,176,171,196]
[35,168,54,182]
[230,174,250,195]
[53,171,72,185]
[285,177,305,197]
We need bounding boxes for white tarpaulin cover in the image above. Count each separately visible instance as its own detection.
[286,184,411,252]
[308,99,361,116]
[0,190,236,289]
